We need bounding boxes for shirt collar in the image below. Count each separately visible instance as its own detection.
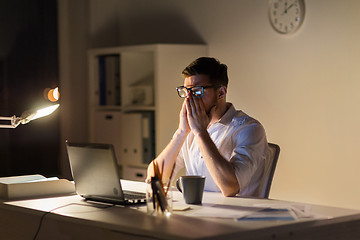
[217,103,236,126]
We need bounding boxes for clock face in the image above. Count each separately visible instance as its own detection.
[269,0,305,34]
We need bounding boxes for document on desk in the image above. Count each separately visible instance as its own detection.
[182,203,321,221]
[237,208,296,221]
[236,203,321,221]
[183,203,266,219]
[252,203,313,219]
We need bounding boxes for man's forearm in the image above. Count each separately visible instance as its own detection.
[147,129,188,181]
[195,130,240,196]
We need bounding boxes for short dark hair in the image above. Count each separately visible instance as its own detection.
[182,57,229,87]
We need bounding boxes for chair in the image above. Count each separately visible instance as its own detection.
[257,143,280,198]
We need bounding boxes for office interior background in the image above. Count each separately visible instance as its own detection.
[1,0,359,211]
[0,0,60,177]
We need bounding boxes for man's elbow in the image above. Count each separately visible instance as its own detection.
[221,185,239,197]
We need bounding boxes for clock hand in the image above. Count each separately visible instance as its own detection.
[282,1,296,15]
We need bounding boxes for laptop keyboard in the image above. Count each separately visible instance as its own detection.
[123,190,146,200]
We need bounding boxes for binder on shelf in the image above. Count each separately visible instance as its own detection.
[97,54,121,106]
[105,55,121,106]
[0,174,75,200]
[141,111,155,164]
[98,56,107,105]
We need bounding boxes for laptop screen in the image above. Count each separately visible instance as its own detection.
[66,142,125,201]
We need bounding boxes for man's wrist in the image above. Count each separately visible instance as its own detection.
[193,129,209,138]
[175,128,189,138]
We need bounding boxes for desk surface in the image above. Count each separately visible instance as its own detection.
[1,180,360,240]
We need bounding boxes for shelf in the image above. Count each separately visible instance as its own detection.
[93,105,122,111]
[92,105,155,113]
[122,105,155,113]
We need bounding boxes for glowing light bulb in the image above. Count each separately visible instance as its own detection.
[47,87,60,102]
[53,87,60,100]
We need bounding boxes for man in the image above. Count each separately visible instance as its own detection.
[147,57,268,197]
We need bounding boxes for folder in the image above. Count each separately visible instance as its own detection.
[141,111,155,164]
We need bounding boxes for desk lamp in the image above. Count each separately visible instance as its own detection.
[0,104,59,128]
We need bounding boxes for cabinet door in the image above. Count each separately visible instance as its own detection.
[120,113,142,167]
[122,166,147,181]
[93,111,122,164]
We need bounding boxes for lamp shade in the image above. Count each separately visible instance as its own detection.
[0,104,59,128]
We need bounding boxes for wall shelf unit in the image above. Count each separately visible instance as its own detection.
[88,44,207,180]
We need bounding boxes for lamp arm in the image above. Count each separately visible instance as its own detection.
[0,116,22,128]
[0,104,59,128]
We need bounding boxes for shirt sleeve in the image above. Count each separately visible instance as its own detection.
[229,121,268,196]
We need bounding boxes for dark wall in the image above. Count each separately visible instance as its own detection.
[0,0,59,177]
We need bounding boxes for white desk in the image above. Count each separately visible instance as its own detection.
[1,180,360,240]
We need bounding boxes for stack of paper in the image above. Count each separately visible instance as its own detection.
[0,174,75,200]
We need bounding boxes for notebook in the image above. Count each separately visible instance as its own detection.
[66,141,146,205]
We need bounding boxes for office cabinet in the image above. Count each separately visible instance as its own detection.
[88,44,207,180]
[118,112,142,167]
[93,110,122,161]
[122,166,147,182]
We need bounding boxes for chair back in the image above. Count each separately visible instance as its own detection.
[257,143,280,198]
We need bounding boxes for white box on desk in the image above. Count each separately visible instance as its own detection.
[0,174,75,200]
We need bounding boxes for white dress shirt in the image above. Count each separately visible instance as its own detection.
[175,103,268,196]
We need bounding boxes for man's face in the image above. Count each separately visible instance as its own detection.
[183,74,218,114]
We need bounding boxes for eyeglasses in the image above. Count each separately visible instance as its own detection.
[176,85,220,98]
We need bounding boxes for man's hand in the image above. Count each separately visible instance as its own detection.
[178,100,191,135]
[185,93,210,135]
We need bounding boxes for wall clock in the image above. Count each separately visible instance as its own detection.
[268,0,305,34]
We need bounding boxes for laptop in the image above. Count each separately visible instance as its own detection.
[66,141,146,205]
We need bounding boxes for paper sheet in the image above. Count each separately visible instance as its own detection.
[237,208,296,221]
[252,203,314,219]
[120,179,146,193]
[183,203,265,219]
